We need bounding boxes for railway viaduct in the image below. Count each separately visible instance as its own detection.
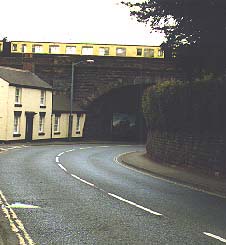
[0,54,184,141]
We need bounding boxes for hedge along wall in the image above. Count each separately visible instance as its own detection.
[142,78,226,175]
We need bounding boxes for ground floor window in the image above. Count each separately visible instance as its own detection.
[54,115,60,132]
[14,115,20,134]
[76,114,82,133]
[39,114,45,133]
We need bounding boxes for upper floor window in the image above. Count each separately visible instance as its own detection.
[136,48,142,56]
[116,47,126,56]
[32,45,43,53]
[12,44,17,51]
[21,44,27,53]
[40,90,46,106]
[65,46,76,54]
[49,45,60,54]
[15,88,22,104]
[144,48,154,58]
[99,47,109,56]
[82,46,93,55]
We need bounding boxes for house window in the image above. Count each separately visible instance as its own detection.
[21,44,27,53]
[14,115,20,134]
[82,46,93,55]
[49,45,60,54]
[99,47,109,56]
[54,116,60,132]
[15,88,22,105]
[39,114,45,133]
[40,90,46,106]
[136,48,142,56]
[12,44,17,51]
[158,49,164,57]
[32,45,43,53]
[144,48,154,57]
[66,46,76,54]
[116,47,126,56]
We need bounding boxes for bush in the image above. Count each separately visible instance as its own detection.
[142,78,226,133]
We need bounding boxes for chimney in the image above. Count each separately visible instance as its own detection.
[23,53,35,72]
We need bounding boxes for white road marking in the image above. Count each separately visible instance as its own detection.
[56,157,60,163]
[203,232,226,243]
[8,202,40,209]
[114,153,226,200]
[57,152,64,157]
[71,174,95,187]
[65,149,75,153]
[79,147,93,150]
[0,148,8,151]
[108,192,163,216]
[97,146,110,148]
[58,163,67,172]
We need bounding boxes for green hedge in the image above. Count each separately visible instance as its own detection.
[142,78,226,133]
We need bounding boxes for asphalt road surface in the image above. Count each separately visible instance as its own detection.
[0,144,225,244]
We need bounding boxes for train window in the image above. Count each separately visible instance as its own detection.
[82,46,93,55]
[12,44,18,51]
[32,45,43,53]
[21,44,27,53]
[66,46,76,54]
[144,48,154,57]
[136,48,142,56]
[99,47,109,56]
[158,49,164,57]
[116,47,126,56]
[49,45,60,54]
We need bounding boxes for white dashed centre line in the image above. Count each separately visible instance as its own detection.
[58,163,67,172]
[55,146,163,217]
[203,232,226,243]
[108,192,163,216]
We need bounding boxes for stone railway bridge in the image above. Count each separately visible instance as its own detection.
[0,54,184,141]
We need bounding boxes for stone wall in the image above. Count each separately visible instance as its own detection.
[146,130,226,175]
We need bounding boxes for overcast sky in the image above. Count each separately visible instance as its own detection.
[1,0,165,45]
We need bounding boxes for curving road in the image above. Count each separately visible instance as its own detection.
[0,144,225,244]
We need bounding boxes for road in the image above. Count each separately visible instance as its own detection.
[0,144,225,244]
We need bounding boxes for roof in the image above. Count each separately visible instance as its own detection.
[0,66,52,90]
[53,94,85,112]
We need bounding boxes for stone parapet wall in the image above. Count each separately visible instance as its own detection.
[146,130,226,175]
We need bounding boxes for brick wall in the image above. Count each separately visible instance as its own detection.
[146,130,226,175]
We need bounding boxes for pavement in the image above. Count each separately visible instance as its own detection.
[119,151,226,198]
[0,142,226,244]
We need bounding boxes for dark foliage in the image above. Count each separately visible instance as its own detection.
[122,0,226,76]
[142,78,226,133]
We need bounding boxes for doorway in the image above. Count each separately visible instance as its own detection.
[25,112,35,142]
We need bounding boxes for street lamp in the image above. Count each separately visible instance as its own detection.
[68,59,94,141]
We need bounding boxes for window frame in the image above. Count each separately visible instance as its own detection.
[40,90,46,107]
[116,47,126,56]
[13,115,20,134]
[15,87,22,105]
[54,115,60,133]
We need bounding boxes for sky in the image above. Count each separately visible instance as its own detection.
[1,0,165,46]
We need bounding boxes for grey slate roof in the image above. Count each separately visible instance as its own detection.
[53,94,85,112]
[0,66,52,89]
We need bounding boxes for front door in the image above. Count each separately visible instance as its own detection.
[25,112,35,142]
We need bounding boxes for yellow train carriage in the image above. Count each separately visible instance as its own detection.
[9,41,164,58]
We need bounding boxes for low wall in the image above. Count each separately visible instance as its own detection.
[146,130,226,175]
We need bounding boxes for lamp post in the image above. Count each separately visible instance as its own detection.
[68,59,94,141]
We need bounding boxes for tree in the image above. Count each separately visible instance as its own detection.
[122,0,226,76]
